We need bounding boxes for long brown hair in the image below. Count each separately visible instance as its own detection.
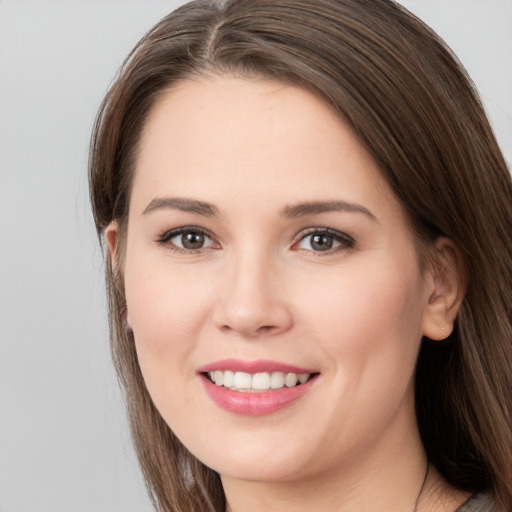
[89,1,512,510]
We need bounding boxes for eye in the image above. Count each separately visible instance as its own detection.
[157,227,217,252]
[295,228,354,253]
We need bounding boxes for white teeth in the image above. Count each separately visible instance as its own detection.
[223,370,235,388]
[214,371,223,386]
[234,371,252,390]
[284,373,298,387]
[252,372,270,390]
[206,370,312,392]
[298,373,309,384]
[270,371,285,389]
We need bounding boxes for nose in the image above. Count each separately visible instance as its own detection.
[212,253,293,338]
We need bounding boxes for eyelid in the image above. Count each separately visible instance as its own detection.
[155,225,354,254]
[156,225,219,252]
[293,227,355,253]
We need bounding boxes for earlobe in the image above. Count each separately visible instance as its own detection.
[421,238,466,341]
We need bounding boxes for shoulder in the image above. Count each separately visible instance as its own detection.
[456,492,506,512]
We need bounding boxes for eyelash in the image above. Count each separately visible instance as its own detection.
[156,226,217,254]
[293,228,355,255]
[155,226,355,255]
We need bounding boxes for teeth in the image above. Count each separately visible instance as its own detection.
[223,370,235,388]
[284,373,298,387]
[270,371,285,389]
[252,372,270,390]
[298,373,309,384]
[214,371,223,386]
[234,371,252,389]
[206,371,311,392]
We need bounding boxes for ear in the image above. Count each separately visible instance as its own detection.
[105,220,131,329]
[421,238,466,341]
[105,221,120,269]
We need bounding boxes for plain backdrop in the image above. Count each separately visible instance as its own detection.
[0,1,510,511]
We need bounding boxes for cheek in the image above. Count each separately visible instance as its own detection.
[302,253,426,378]
[290,256,426,461]
[122,250,212,396]
[124,244,208,337]
[122,262,215,439]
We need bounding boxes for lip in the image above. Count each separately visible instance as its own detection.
[197,359,320,416]
[197,358,316,374]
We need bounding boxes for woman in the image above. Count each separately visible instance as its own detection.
[89,1,512,510]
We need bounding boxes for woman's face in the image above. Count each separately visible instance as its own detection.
[118,76,435,483]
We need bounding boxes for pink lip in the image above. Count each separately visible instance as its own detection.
[197,358,316,374]
[200,375,318,416]
[197,359,319,416]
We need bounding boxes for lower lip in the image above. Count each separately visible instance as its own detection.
[200,375,318,416]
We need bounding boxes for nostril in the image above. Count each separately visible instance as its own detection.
[212,294,293,337]
[257,325,277,333]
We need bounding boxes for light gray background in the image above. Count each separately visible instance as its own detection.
[0,1,510,511]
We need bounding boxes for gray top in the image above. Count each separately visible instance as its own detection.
[457,493,502,512]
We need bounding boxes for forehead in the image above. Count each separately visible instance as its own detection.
[131,75,395,217]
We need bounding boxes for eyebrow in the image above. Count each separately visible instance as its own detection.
[142,197,219,216]
[281,200,377,221]
[142,197,376,222]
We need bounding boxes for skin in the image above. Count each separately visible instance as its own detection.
[107,76,467,511]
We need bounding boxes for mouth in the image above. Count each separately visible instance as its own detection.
[202,370,318,393]
[197,360,320,415]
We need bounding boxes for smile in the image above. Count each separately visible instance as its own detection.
[205,370,313,392]
[198,360,320,415]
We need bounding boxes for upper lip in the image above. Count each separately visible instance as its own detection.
[197,358,317,374]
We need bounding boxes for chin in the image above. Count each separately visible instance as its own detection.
[184,427,321,483]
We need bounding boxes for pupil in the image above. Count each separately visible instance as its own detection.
[182,232,204,249]
[311,234,333,251]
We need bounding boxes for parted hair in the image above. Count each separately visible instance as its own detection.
[89,1,512,510]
